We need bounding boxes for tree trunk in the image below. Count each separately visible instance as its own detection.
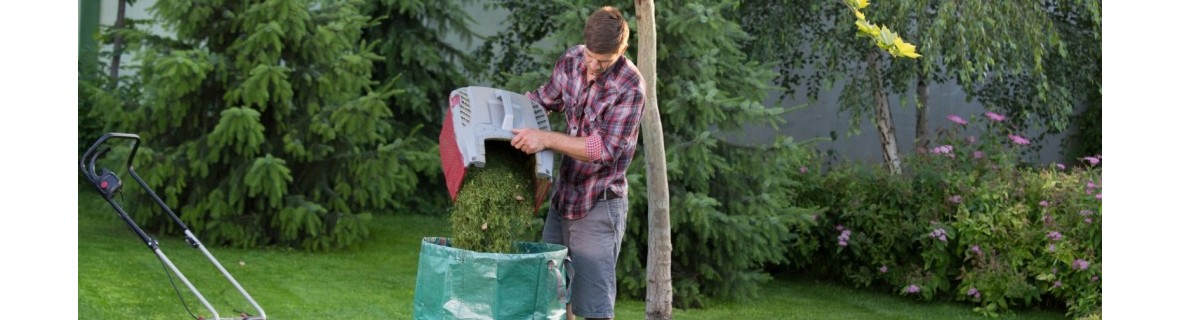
[867,50,902,174]
[109,0,128,83]
[914,74,930,153]
[634,0,673,319]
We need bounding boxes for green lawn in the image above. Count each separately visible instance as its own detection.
[79,191,1066,319]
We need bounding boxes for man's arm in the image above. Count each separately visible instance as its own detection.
[510,128,592,162]
[512,87,645,163]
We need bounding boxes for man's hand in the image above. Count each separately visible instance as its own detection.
[511,128,548,154]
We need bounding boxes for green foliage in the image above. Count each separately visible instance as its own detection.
[791,112,1102,317]
[360,0,484,215]
[449,142,539,253]
[481,0,817,308]
[475,1,569,86]
[89,0,428,251]
[968,0,1101,149]
[79,20,153,159]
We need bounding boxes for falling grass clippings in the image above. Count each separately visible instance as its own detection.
[449,140,537,253]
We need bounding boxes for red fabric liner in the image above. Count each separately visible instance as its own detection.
[439,100,466,202]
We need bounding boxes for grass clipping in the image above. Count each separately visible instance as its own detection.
[450,141,538,253]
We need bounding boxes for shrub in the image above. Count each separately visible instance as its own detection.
[791,111,1101,317]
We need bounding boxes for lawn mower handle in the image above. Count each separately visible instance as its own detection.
[79,132,194,232]
[80,132,140,186]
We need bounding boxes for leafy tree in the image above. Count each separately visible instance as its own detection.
[741,0,1084,169]
[741,0,919,174]
[482,0,819,307]
[90,0,417,251]
[996,0,1101,163]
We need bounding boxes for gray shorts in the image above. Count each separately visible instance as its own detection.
[541,196,628,319]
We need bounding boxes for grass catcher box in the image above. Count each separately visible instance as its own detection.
[438,86,555,211]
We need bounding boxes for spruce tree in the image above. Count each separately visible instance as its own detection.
[359,0,485,215]
[93,0,418,251]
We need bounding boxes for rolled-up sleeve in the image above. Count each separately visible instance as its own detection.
[589,88,645,165]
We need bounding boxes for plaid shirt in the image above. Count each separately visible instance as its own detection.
[526,45,646,220]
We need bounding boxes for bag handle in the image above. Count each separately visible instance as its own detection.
[550,257,574,305]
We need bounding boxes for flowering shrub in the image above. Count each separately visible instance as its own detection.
[790,111,1101,317]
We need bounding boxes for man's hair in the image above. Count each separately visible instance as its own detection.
[584,6,629,54]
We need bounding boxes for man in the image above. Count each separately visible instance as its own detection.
[510,6,645,320]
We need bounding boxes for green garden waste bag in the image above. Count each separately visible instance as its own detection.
[412,237,571,320]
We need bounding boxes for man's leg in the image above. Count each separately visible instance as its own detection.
[565,197,628,319]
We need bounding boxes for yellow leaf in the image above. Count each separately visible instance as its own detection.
[855,9,865,21]
[856,20,880,37]
[896,40,922,58]
[879,26,895,45]
[855,0,870,9]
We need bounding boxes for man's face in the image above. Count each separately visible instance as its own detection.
[584,45,626,77]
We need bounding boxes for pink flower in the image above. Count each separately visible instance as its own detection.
[984,111,1006,122]
[838,229,851,247]
[1073,259,1090,270]
[1083,156,1100,165]
[1008,134,1030,145]
[880,265,889,273]
[949,195,962,204]
[971,245,982,255]
[947,115,968,125]
[1095,193,1102,200]
[967,136,977,144]
[1039,200,1049,207]
[905,284,921,294]
[1048,244,1056,252]
[800,166,809,173]
[1084,217,1092,224]
[932,145,954,156]
[1056,163,1066,170]
[973,151,984,159]
[1046,231,1062,241]
[929,228,948,242]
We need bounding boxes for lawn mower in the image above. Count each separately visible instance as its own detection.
[80,132,267,320]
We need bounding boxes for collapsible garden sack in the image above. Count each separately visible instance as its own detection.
[412,237,571,319]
